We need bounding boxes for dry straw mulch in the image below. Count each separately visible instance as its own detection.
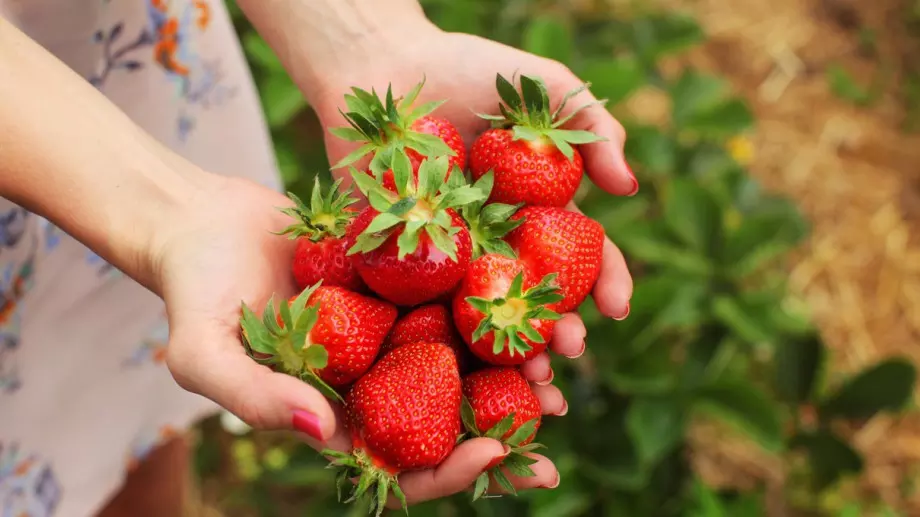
[609,0,920,512]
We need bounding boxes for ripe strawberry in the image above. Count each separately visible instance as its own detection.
[324,342,462,516]
[470,73,606,207]
[330,78,465,178]
[345,153,484,306]
[461,366,544,500]
[452,253,563,365]
[381,304,470,371]
[240,283,397,400]
[505,206,604,314]
[277,177,364,292]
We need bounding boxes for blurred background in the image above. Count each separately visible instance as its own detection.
[189,0,920,515]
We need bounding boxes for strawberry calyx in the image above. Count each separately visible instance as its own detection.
[466,272,564,358]
[460,170,525,260]
[460,397,545,500]
[347,152,486,262]
[330,77,456,176]
[322,447,408,517]
[276,177,359,242]
[476,73,608,161]
[239,282,342,402]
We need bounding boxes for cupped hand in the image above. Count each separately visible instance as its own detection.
[156,173,559,503]
[312,27,635,411]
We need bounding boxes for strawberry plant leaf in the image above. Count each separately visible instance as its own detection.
[493,469,517,495]
[663,178,722,254]
[407,99,448,123]
[790,430,864,490]
[775,332,824,404]
[328,127,365,142]
[694,377,783,452]
[496,73,523,112]
[436,185,486,211]
[711,295,775,346]
[547,129,606,144]
[391,149,412,197]
[485,413,516,440]
[301,371,342,403]
[399,77,424,112]
[520,75,549,124]
[387,198,417,217]
[425,225,459,262]
[506,418,539,446]
[523,16,573,64]
[331,143,376,170]
[546,132,575,161]
[461,397,480,435]
[301,344,328,370]
[818,358,916,421]
[472,472,490,501]
[502,453,537,477]
[364,213,403,234]
[512,125,543,142]
[578,56,644,106]
[396,220,425,260]
[626,396,685,466]
[375,480,387,517]
[391,483,407,511]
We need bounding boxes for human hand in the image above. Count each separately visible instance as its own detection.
[307,26,635,506]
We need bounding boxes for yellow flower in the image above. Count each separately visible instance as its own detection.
[726,135,755,165]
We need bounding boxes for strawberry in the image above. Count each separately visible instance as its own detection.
[323,342,462,516]
[277,177,364,292]
[505,206,604,314]
[330,78,465,178]
[461,366,544,500]
[470,73,606,207]
[240,283,397,400]
[345,153,484,306]
[452,253,563,365]
[381,304,470,372]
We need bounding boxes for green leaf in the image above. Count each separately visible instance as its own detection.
[391,150,412,196]
[472,472,490,501]
[578,57,644,106]
[614,225,713,277]
[436,185,486,211]
[506,418,539,446]
[363,213,403,234]
[606,343,677,395]
[547,129,605,144]
[519,75,549,120]
[496,74,522,112]
[626,396,685,466]
[684,99,755,137]
[711,295,775,346]
[663,178,723,253]
[695,378,784,452]
[774,333,824,404]
[819,358,916,420]
[631,13,705,60]
[670,70,727,127]
[522,16,573,64]
[425,225,458,262]
[242,33,284,72]
[723,198,809,277]
[791,430,864,490]
[461,397,480,435]
[827,63,881,106]
[623,125,677,176]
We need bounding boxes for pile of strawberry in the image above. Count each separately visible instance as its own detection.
[240,74,608,516]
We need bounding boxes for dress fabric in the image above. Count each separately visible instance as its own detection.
[0,1,281,515]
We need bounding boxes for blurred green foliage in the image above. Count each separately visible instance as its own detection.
[208,1,918,516]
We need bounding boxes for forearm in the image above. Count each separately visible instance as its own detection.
[235,0,432,103]
[0,19,204,293]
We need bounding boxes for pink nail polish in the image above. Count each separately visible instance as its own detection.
[540,472,561,489]
[292,410,324,441]
[536,369,554,386]
[613,302,630,321]
[625,163,639,196]
[568,341,586,359]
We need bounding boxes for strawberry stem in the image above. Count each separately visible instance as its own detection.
[330,77,456,175]
[477,73,609,161]
[466,272,564,358]
[322,447,408,517]
[346,152,486,262]
[459,170,525,259]
[239,282,343,402]
[276,177,358,242]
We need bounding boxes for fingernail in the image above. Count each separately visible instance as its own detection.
[554,400,569,417]
[535,369,554,386]
[613,302,630,321]
[484,444,512,472]
[566,341,586,359]
[540,472,561,489]
[292,410,324,441]
[625,162,639,196]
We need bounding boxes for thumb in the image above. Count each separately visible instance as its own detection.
[166,321,339,446]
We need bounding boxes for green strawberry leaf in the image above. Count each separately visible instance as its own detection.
[506,418,539,446]
[485,413,516,440]
[472,472,491,501]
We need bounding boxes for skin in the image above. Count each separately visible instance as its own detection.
[0,0,634,511]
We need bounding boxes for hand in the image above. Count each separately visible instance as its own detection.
[309,27,635,506]
[157,172,565,503]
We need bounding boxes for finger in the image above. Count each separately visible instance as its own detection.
[593,238,632,319]
[531,383,567,416]
[388,437,506,507]
[166,323,340,447]
[520,352,553,385]
[487,453,559,494]
[550,312,587,359]
[551,68,637,197]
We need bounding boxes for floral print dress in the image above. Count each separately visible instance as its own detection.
[0,1,281,515]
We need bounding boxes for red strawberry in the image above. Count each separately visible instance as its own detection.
[505,206,604,314]
[452,253,563,365]
[470,73,606,207]
[462,366,544,500]
[240,283,397,400]
[345,154,484,306]
[381,304,469,371]
[330,78,465,178]
[278,178,364,292]
[324,342,462,516]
